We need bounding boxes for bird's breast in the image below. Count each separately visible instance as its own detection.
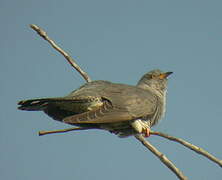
[149,92,166,126]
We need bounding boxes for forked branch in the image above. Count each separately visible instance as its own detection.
[135,134,188,180]
[38,127,222,168]
[38,127,187,179]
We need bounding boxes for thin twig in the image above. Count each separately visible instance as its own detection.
[39,127,95,136]
[150,131,222,168]
[29,24,92,83]
[135,134,188,180]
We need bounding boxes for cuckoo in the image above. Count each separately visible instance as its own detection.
[18,69,172,137]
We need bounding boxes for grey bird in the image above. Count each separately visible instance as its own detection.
[18,69,172,137]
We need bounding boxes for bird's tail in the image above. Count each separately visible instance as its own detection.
[18,98,56,111]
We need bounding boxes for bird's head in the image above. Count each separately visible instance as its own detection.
[137,69,173,95]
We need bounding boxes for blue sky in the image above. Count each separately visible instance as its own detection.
[1,0,222,179]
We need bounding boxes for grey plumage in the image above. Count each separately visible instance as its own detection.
[18,69,172,137]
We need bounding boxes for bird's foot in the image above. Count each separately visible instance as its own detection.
[143,127,150,137]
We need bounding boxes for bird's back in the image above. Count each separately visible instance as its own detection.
[68,80,158,118]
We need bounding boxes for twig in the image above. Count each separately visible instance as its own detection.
[39,127,94,136]
[135,134,188,180]
[150,131,222,168]
[29,24,92,83]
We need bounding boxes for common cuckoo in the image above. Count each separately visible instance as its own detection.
[18,69,172,137]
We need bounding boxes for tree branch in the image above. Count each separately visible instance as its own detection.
[38,127,222,169]
[135,134,188,180]
[150,131,222,168]
[39,127,95,136]
[29,24,92,83]
[38,127,188,179]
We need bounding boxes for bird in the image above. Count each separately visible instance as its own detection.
[18,69,172,138]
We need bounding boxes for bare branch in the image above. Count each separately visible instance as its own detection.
[29,24,92,83]
[135,134,188,180]
[39,127,95,136]
[38,127,188,179]
[150,131,222,168]
[38,126,222,169]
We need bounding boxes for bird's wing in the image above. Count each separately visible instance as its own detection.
[63,84,158,125]
[63,99,134,124]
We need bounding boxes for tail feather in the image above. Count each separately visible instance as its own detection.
[18,98,52,111]
[18,98,80,120]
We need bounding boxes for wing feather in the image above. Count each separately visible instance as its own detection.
[63,100,133,124]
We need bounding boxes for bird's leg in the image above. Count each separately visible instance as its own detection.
[131,120,151,137]
[143,127,150,137]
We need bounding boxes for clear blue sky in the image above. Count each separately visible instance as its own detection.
[1,0,222,179]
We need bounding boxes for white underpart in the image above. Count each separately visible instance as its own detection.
[131,119,149,133]
[160,90,167,120]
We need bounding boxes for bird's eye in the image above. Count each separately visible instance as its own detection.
[151,74,156,79]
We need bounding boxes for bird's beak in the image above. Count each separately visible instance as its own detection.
[159,72,173,79]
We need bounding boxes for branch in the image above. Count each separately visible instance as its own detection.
[39,127,95,136]
[38,127,222,169]
[150,131,222,168]
[38,127,188,179]
[29,24,92,83]
[134,134,188,180]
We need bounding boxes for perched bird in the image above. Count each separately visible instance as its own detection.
[18,69,172,137]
